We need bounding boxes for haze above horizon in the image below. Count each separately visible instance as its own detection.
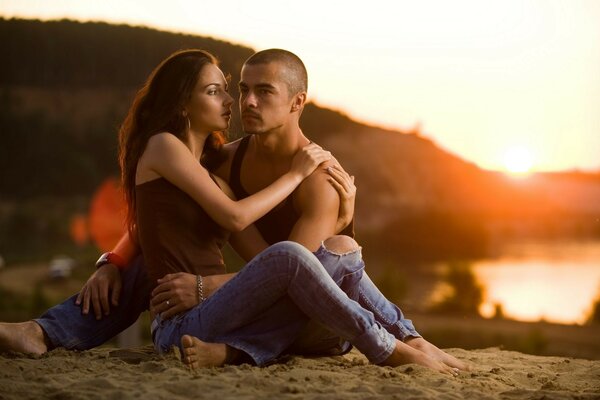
[2,0,599,173]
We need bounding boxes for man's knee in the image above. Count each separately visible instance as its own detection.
[323,235,359,255]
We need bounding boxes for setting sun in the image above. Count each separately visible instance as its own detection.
[502,146,534,176]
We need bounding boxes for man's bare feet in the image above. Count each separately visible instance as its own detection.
[381,339,459,376]
[406,337,472,371]
[180,335,230,369]
[0,321,47,355]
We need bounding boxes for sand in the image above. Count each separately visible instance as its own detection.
[1,346,599,399]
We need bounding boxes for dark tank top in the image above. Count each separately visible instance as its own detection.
[229,136,354,244]
[136,177,229,284]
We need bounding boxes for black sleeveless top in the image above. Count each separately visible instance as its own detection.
[229,135,354,244]
[136,177,229,284]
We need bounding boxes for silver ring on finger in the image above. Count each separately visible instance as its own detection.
[166,300,170,307]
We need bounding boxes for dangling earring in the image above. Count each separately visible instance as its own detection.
[183,112,191,132]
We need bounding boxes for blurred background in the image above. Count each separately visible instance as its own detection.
[0,1,599,358]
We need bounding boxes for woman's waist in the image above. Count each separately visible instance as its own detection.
[146,259,227,281]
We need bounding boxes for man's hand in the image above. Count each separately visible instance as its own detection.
[150,273,199,319]
[150,273,236,319]
[75,264,122,320]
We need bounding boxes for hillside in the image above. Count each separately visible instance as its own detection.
[1,18,599,263]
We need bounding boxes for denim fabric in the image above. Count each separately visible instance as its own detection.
[152,241,397,366]
[358,272,420,340]
[35,240,418,360]
[312,242,420,342]
[34,255,152,350]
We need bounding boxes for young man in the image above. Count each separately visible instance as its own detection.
[0,49,467,373]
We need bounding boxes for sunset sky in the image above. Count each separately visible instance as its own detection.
[2,0,599,173]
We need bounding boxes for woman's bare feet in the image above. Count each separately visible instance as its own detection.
[180,335,230,369]
[381,339,459,376]
[406,337,472,371]
[0,321,48,355]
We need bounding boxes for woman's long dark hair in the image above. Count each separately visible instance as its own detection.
[118,49,226,239]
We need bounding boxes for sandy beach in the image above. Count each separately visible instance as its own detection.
[1,346,599,399]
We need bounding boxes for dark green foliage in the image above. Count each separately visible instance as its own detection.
[30,281,52,316]
[589,298,600,325]
[0,90,115,198]
[423,327,548,356]
[0,286,31,321]
[429,262,484,316]
[0,196,89,262]
[0,18,253,89]
[372,267,407,305]
[0,19,253,200]
[361,212,489,264]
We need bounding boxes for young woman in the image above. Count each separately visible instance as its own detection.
[116,49,463,375]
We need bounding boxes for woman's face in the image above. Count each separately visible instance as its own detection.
[186,63,233,133]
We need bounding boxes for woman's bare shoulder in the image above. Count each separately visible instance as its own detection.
[146,132,184,151]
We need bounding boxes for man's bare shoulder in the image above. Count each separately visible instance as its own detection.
[222,137,244,160]
[293,164,339,212]
[223,137,243,151]
[295,141,344,197]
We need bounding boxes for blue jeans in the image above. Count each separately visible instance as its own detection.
[34,255,152,350]
[35,241,419,360]
[287,243,419,356]
[152,241,412,365]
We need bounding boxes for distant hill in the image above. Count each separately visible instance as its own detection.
[1,18,599,263]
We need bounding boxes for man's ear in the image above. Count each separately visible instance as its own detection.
[291,92,307,112]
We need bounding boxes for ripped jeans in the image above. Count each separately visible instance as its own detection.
[152,240,419,365]
[287,240,419,356]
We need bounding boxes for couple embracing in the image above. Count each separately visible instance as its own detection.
[0,48,468,375]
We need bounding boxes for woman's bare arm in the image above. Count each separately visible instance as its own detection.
[142,133,330,232]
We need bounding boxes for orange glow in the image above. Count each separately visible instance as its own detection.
[69,213,88,246]
[88,178,127,252]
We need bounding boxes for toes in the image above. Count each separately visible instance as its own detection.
[181,335,194,349]
[185,355,196,365]
[446,366,460,377]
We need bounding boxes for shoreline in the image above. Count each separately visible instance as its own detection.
[412,313,600,360]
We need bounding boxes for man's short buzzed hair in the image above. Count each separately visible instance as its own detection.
[244,49,308,97]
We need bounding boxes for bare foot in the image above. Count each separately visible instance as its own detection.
[381,340,458,376]
[0,321,47,355]
[180,335,229,369]
[406,337,472,371]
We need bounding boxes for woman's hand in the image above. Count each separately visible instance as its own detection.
[290,143,332,179]
[150,272,199,319]
[327,164,356,233]
[76,264,123,320]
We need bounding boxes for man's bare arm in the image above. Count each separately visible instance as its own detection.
[288,169,341,251]
[228,224,269,262]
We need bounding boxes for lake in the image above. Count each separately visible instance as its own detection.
[430,240,600,325]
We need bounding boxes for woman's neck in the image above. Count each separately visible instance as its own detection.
[187,130,209,160]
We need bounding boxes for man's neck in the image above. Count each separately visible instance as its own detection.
[251,126,310,163]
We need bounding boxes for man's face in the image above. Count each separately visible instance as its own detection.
[238,62,295,134]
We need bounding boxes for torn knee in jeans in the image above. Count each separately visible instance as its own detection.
[322,235,361,256]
